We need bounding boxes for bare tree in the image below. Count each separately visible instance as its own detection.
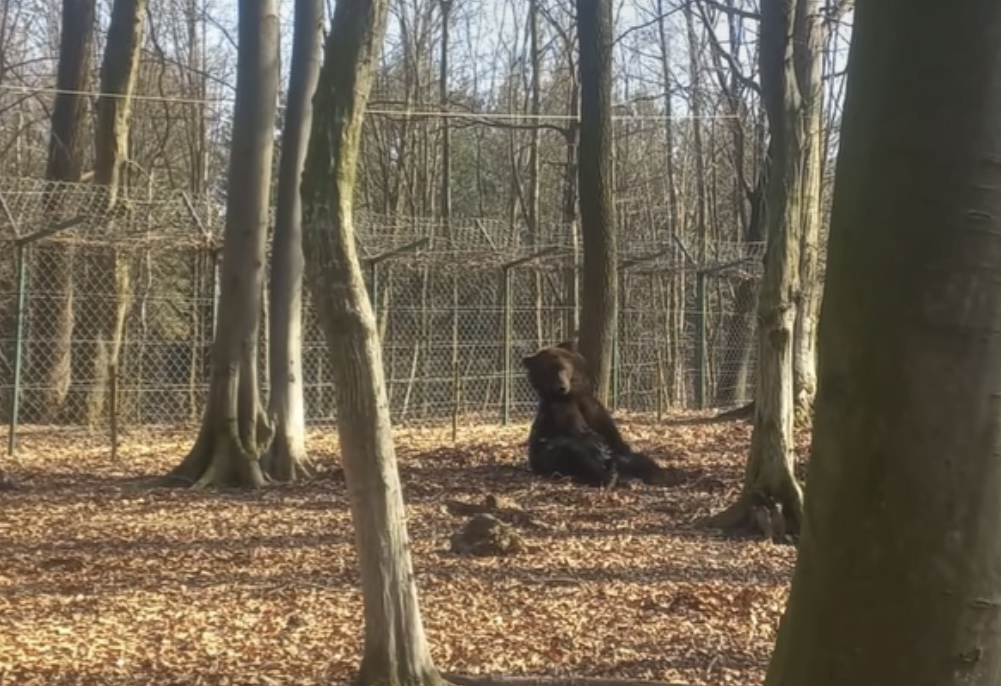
[792,0,847,420]
[166,0,279,488]
[28,0,96,422]
[699,0,806,540]
[764,0,1001,682]
[575,0,617,404]
[64,0,146,427]
[299,0,444,683]
[261,0,324,482]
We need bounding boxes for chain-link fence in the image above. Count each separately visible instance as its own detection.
[0,178,765,450]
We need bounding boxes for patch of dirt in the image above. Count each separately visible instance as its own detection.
[0,415,812,685]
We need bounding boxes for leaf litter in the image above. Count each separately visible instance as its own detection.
[0,414,811,686]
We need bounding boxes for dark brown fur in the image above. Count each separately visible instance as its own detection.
[522,341,669,486]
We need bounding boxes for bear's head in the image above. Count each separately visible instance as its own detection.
[521,341,591,399]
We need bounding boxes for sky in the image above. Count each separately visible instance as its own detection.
[195,0,852,121]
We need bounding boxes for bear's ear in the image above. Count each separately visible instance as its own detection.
[556,340,577,352]
[521,351,539,368]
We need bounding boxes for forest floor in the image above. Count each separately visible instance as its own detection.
[0,413,811,686]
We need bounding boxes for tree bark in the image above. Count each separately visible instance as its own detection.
[528,0,544,347]
[262,0,323,482]
[63,0,145,428]
[27,0,96,423]
[699,0,805,541]
[764,0,1001,683]
[165,0,279,489]
[300,1,444,685]
[791,0,824,422]
[684,0,709,408]
[575,0,617,405]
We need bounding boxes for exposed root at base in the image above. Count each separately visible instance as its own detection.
[695,493,798,545]
[161,423,268,489]
[260,430,313,483]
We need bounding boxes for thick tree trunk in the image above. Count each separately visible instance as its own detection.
[262,0,323,482]
[700,0,805,541]
[791,0,824,423]
[575,0,617,405]
[27,0,96,423]
[764,1,1001,683]
[300,1,444,684]
[63,0,145,428]
[165,0,278,489]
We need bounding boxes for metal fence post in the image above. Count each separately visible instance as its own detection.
[611,267,622,412]
[7,244,28,457]
[498,247,564,424]
[501,265,513,425]
[211,248,221,339]
[4,213,86,457]
[695,269,707,410]
[615,247,674,414]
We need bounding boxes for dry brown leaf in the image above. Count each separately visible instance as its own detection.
[0,416,809,685]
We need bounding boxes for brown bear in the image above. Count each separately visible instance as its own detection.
[521,341,668,487]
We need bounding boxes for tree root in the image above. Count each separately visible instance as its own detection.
[444,673,689,686]
[695,492,797,545]
[161,421,267,489]
[444,494,549,530]
[260,425,313,482]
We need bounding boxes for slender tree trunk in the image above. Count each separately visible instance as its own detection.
[165,0,279,489]
[656,0,684,405]
[699,0,805,541]
[439,0,460,438]
[560,34,581,341]
[684,0,709,407]
[765,1,1001,682]
[708,5,767,409]
[716,171,767,408]
[300,1,444,684]
[791,0,824,422]
[528,0,544,347]
[28,0,96,423]
[64,0,145,428]
[576,0,617,404]
[262,0,323,482]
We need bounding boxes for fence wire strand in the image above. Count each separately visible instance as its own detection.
[0,178,765,442]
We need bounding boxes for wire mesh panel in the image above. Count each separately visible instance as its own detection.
[0,177,769,450]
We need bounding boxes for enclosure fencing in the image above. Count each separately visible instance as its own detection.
[0,178,765,452]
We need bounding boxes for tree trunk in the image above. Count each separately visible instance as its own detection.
[699,0,805,541]
[528,0,544,347]
[684,0,709,408]
[262,0,323,482]
[27,0,96,423]
[575,0,617,405]
[165,0,279,489]
[560,31,580,341]
[63,0,145,428]
[438,0,460,440]
[715,175,766,408]
[656,0,684,406]
[765,1,1001,682]
[791,0,823,423]
[300,1,444,684]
